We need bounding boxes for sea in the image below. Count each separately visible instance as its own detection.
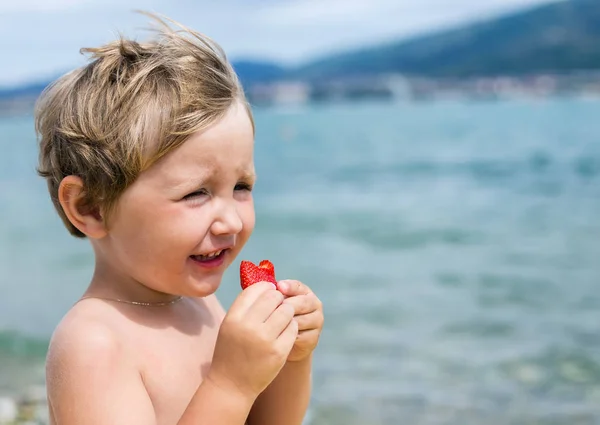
[1,98,599,424]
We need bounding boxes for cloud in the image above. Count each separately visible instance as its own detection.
[246,0,557,63]
[0,0,562,85]
[0,0,114,13]
[256,0,557,29]
[255,0,386,25]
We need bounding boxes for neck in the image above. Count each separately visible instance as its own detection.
[85,257,182,305]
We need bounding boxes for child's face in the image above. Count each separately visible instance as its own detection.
[96,100,256,298]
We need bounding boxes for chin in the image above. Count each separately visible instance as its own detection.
[185,275,224,297]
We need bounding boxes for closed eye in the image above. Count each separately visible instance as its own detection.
[183,188,209,200]
[235,182,253,192]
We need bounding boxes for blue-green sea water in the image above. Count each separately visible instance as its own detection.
[1,99,599,424]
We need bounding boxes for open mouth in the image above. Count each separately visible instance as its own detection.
[190,249,227,263]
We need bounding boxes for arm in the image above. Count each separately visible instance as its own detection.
[247,356,312,425]
[191,283,298,424]
[178,376,254,425]
[247,279,324,425]
[207,295,312,425]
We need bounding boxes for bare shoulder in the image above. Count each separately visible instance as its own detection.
[46,302,124,373]
[46,301,155,425]
[45,301,133,403]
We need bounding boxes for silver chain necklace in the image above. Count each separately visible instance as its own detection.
[78,295,184,307]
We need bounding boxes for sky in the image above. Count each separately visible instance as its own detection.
[0,0,559,86]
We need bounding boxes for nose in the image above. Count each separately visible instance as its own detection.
[210,198,243,236]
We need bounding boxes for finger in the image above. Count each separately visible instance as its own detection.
[274,318,298,354]
[277,280,311,297]
[264,303,295,338]
[245,288,285,323]
[294,329,322,349]
[229,281,278,317]
[294,310,324,331]
[282,293,320,316]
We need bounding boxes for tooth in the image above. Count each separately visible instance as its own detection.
[195,250,222,260]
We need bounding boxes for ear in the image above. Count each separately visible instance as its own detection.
[58,175,107,239]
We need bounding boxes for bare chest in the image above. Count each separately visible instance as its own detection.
[138,328,219,425]
[131,311,223,424]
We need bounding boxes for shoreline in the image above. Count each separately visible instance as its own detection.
[0,384,48,425]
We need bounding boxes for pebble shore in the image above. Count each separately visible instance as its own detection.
[0,386,48,425]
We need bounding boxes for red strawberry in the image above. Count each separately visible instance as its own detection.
[240,260,277,290]
[258,259,275,275]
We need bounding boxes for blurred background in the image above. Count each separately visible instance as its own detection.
[1,0,600,424]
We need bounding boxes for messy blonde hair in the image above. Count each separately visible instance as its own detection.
[35,11,252,238]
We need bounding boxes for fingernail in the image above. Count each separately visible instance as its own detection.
[277,281,288,291]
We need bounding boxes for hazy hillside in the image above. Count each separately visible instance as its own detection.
[294,0,600,80]
[3,0,600,101]
[0,60,286,100]
[0,81,51,100]
[232,60,288,86]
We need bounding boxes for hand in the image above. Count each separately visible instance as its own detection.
[278,280,324,362]
[207,282,298,402]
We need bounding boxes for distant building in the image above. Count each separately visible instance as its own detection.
[247,82,310,106]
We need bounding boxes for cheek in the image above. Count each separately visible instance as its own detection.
[112,203,200,262]
[240,200,256,235]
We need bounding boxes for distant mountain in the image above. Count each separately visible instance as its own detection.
[0,59,286,101]
[4,0,600,102]
[232,60,288,86]
[0,80,51,100]
[293,0,600,80]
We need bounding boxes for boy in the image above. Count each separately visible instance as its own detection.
[35,12,324,425]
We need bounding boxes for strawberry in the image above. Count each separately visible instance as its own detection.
[240,259,277,290]
[258,260,275,275]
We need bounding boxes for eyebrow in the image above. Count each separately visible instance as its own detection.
[166,166,256,191]
[239,169,257,181]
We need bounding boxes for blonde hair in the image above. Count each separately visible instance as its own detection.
[35,11,252,238]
